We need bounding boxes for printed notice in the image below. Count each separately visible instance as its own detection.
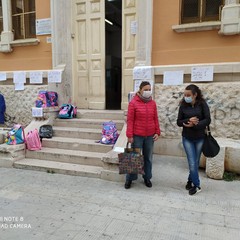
[48,70,62,83]
[29,71,43,84]
[15,83,24,91]
[163,71,184,85]
[13,71,26,83]
[191,66,214,82]
[133,66,153,80]
[36,18,52,35]
[0,72,6,81]
[32,107,43,117]
[131,21,138,35]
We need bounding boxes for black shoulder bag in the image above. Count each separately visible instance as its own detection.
[202,125,220,158]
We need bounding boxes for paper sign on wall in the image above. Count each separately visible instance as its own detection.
[163,71,184,85]
[36,18,52,35]
[13,71,26,83]
[15,82,25,91]
[32,107,43,117]
[133,66,153,80]
[191,66,214,82]
[30,71,43,84]
[48,70,62,83]
[0,72,7,81]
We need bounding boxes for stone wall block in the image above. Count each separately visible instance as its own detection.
[205,147,225,180]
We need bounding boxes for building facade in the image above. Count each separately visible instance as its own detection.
[0,0,239,141]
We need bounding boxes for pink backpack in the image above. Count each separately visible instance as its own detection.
[26,129,42,151]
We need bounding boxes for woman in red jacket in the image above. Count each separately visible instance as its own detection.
[125,81,160,189]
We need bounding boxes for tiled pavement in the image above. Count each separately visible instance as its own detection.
[0,155,240,240]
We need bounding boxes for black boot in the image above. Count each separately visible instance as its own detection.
[124,180,132,189]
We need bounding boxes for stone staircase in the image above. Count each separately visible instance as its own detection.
[13,110,125,181]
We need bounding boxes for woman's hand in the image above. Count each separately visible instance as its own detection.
[153,134,159,141]
[128,137,134,143]
[183,122,194,127]
[189,117,199,125]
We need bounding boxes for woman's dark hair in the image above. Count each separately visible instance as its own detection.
[181,84,204,105]
[139,81,151,90]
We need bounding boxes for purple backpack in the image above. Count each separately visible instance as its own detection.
[100,121,119,144]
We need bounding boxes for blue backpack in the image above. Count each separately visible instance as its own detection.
[5,124,25,145]
[58,104,77,119]
[100,121,119,144]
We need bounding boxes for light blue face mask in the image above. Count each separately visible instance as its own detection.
[184,96,193,103]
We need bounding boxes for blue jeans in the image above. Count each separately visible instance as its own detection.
[182,137,204,187]
[126,135,154,181]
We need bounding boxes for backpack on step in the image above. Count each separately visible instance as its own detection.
[5,124,25,145]
[58,104,77,119]
[39,124,53,141]
[100,121,119,144]
[26,129,42,151]
[35,91,58,108]
[46,91,58,107]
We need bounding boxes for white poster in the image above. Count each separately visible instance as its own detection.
[48,70,62,83]
[163,71,184,85]
[133,66,153,80]
[191,66,214,82]
[15,82,25,91]
[0,72,7,81]
[13,71,26,83]
[36,18,52,35]
[32,107,43,117]
[29,71,43,84]
[130,21,138,35]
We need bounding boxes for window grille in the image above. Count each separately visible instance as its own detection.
[181,0,224,24]
[11,0,36,39]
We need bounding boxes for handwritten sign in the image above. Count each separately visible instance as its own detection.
[48,70,62,83]
[0,72,6,81]
[15,83,24,91]
[29,71,43,84]
[32,107,43,117]
[191,66,214,82]
[163,71,184,85]
[13,71,26,83]
[133,66,153,80]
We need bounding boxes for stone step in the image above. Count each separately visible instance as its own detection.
[53,126,102,140]
[26,147,105,167]
[54,118,124,130]
[77,109,125,120]
[14,159,102,178]
[42,137,113,153]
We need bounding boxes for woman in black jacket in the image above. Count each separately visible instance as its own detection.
[177,84,211,195]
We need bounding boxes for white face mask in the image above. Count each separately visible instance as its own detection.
[142,91,152,98]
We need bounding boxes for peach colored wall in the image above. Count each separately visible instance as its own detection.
[152,0,240,65]
[0,0,52,71]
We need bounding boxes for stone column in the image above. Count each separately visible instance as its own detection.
[50,0,73,105]
[135,0,153,66]
[0,0,14,52]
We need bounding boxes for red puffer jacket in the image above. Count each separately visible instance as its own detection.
[126,95,161,138]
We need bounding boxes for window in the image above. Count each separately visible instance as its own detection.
[181,0,223,24]
[11,0,36,39]
[0,1,3,34]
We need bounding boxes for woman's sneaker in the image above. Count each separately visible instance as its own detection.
[189,186,201,195]
[185,181,193,190]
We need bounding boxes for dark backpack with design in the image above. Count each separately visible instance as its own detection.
[39,124,53,141]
